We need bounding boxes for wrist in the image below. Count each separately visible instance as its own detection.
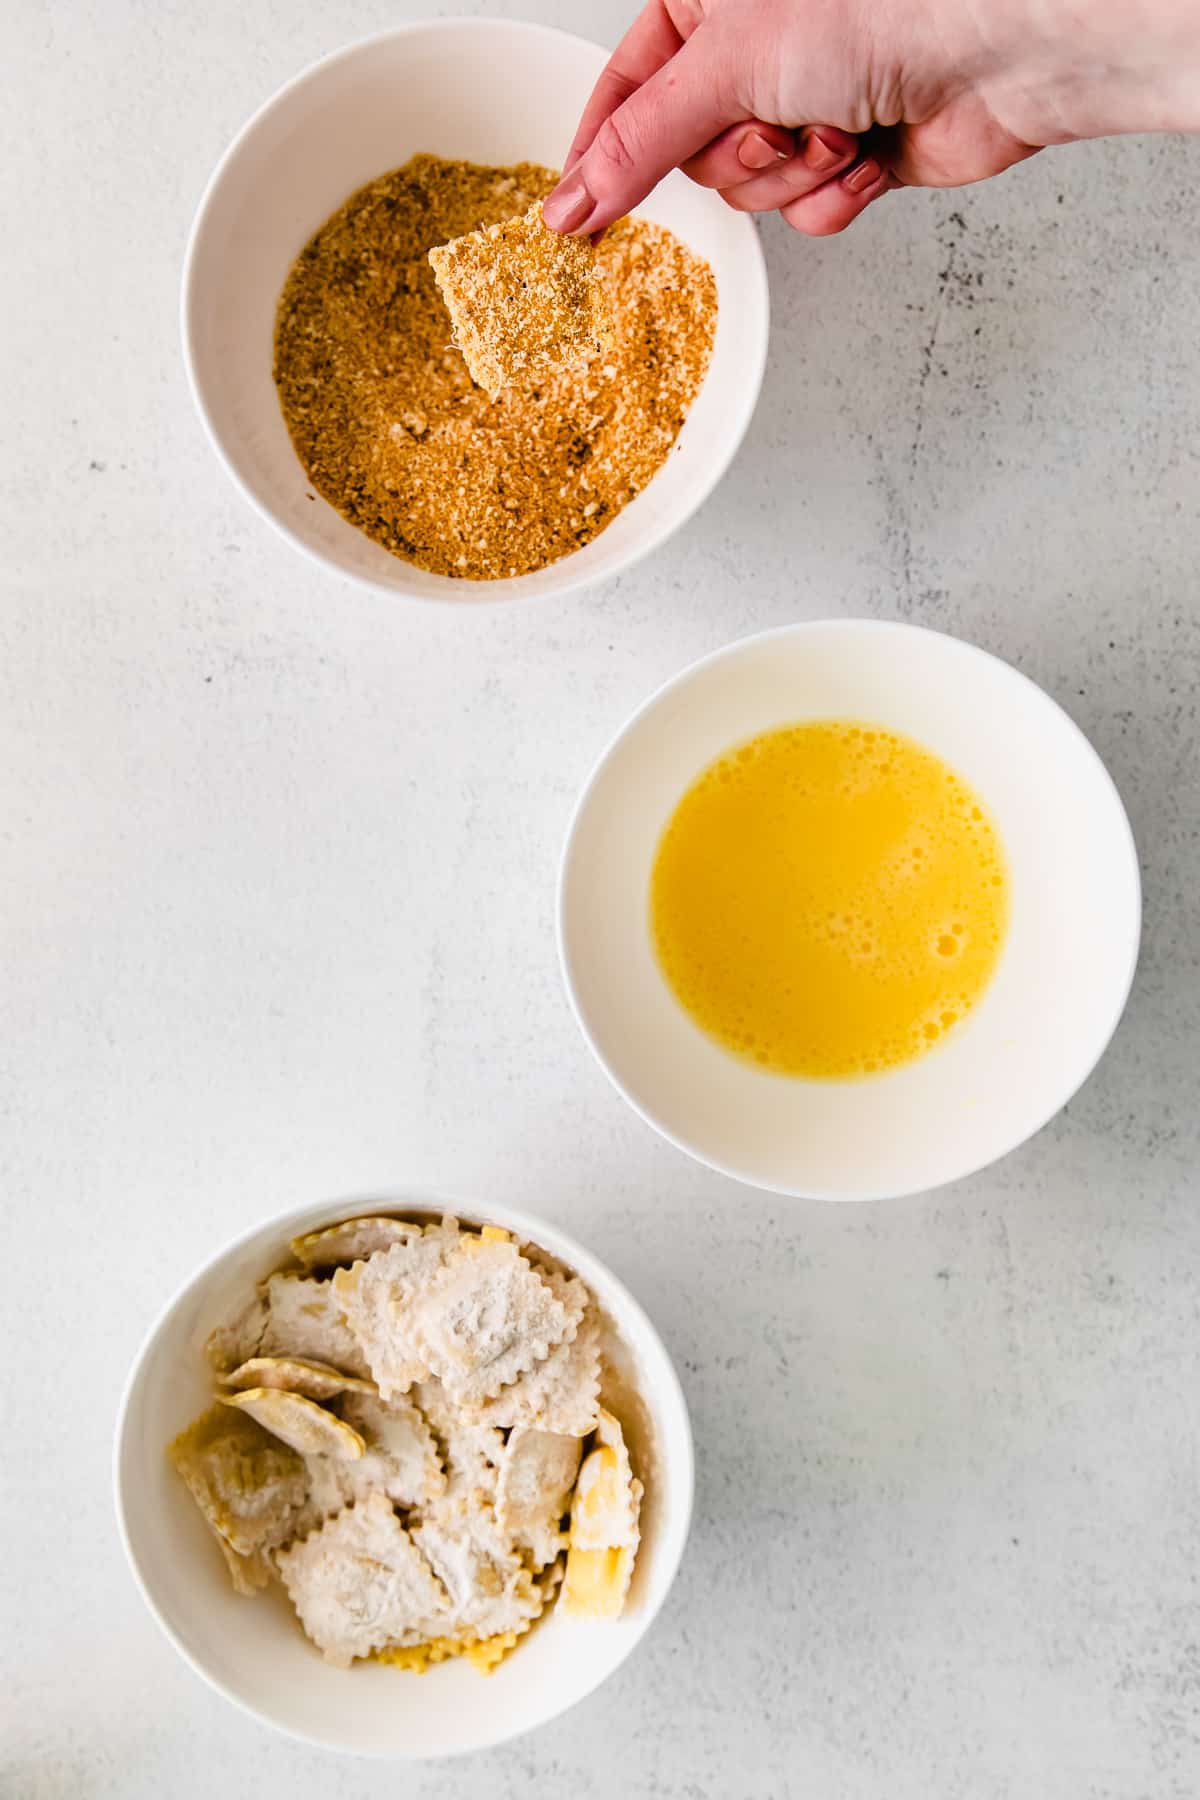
[974,0,1200,143]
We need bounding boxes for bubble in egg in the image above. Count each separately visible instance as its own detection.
[650,720,1009,1079]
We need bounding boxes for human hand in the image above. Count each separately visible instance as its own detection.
[543,0,1200,239]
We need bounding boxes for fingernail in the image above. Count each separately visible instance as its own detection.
[843,158,882,195]
[738,129,784,172]
[803,129,847,173]
[543,173,593,234]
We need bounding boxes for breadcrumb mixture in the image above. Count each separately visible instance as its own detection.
[273,155,718,580]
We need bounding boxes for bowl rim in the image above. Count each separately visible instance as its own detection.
[556,616,1143,1202]
[179,16,770,608]
[112,1188,696,1758]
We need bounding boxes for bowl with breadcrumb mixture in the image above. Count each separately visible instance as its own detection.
[183,20,768,602]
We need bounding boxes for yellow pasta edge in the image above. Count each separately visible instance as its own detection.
[373,1628,522,1676]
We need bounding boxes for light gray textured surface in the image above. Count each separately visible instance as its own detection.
[4,2,1199,1796]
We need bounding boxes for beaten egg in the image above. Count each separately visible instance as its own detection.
[650,721,1009,1079]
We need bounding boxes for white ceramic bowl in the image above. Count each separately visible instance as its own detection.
[559,620,1141,1201]
[115,1194,693,1758]
[182,19,768,604]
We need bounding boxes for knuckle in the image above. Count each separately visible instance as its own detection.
[599,67,639,112]
[691,163,729,192]
[667,0,705,30]
[593,112,638,176]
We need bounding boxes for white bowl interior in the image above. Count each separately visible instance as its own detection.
[116,1196,692,1758]
[183,21,768,602]
[559,621,1141,1199]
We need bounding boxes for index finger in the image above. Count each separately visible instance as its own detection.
[546,27,734,234]
[564,0,689,170]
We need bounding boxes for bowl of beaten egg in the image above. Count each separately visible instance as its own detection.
[182,19,767,603]
[558,620,1140,1200]
[115,1193,692,1757]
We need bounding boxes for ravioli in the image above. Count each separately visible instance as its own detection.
[427,201,613,400]
[412,1495,543,1640]
[496,1428,582,1568]
[291,1215,432,1271]
[169,1210,646,1663]
[332,1219,460,1398]
[562,1411,643,1621]
[259,1273,370,1377]
[219,1387,366,1460]
[168,1403,308,1562]
[221,1355,376,1401]
[469,1294,601,1436]
[276,1492,449,1666]
[408,1236,575,1404]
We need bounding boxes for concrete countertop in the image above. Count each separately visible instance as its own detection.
[4,2,1198,1795]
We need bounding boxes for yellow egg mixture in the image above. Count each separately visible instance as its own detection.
[650,721,1009,1079]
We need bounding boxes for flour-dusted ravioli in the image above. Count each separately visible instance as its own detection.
[277,1492,450,1667]
[540,1271,589,1335]
[175,1208,649,1671]
[408,1236,575,1405]
[169,1403,308,1561]
[260,1273,370,1377]
[561,1536,639,1620]
[411,1495,542,1641]
[288,1393,443,1537]
[411,1378,505,1502]
[220,1387,366,1461]
[469,1296,601,1436]
[380,1555,567,1676]
[217,1537,276,1596]
[205,1290,269,1375]
[338,1389,444,1507]
[288,1393,442,1536]
[221,1355,376,1402]
[290,1215,424,1271]
[291,1452,359,1539]
[537,1554,566,1602]
[332,1218,460,1399]
[568,1408,642,1551]
[561,1410,642,1622]
[496,1427,582,1569]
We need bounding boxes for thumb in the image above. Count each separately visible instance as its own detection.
[543,28,735,235]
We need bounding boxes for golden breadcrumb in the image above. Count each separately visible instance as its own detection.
[273,154,717,580]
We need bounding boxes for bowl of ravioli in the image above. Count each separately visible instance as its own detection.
[115,1196,692,1757]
